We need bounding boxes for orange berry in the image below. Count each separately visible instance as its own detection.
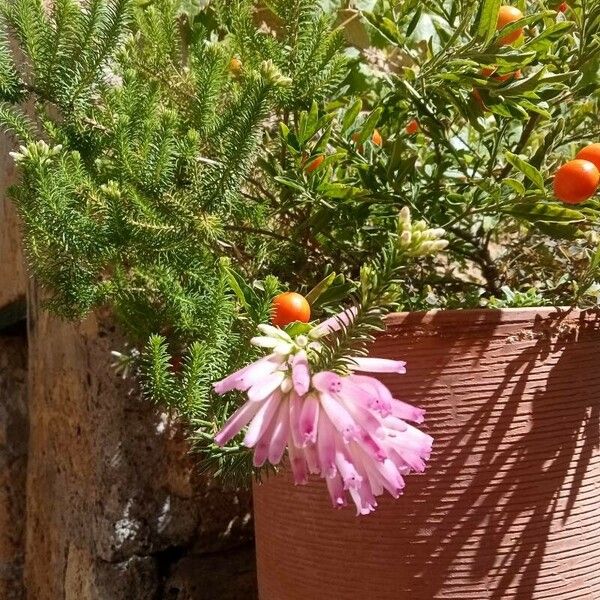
[471,88,487,111]
[575,143,600,172]
[405,119,419,135]
[558,2,568,12]
[271,292,311,327]
[229,57,242,75]
[481,66,522,82]
[304,155,325,173]
[497,6,524,45]
[371,129,383,146]
[553,159,600,204]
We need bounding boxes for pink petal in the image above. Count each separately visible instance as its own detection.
[310,307,358,338]
[288,391,303,448]
[303,443,320,474]
[247,370,285,402]
[325,473,346,508]
[373,458,405,497]
[268,399,290,465]
[389,398,426,424]
[335,448,363,490]
[349,481,377,516]
[213,353,281,394]
[349,357,406,374]
[287,437,308,485]
[316,413,337,478]
[389,447,427,473]
[382,415,408,432]
[214,400,263,446]
[339,395,385,438]
[244,391,282,447]
[319,392,360,442]
[239,354,285,390]
[312,371,343,395]
[253,415,278,468]
[299,393,320,446]
[291,351,310,395]
[345,374,392,416]
[388,424,433,456]
[357,431,388,462]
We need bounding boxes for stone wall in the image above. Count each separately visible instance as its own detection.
[0,140,257,599]
[0,329,27,600]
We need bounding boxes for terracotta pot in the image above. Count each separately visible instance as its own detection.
[253,308,600,600]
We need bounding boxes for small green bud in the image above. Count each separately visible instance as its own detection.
[261,60,292,86]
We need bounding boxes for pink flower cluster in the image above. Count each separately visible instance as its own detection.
[213,313,432,515]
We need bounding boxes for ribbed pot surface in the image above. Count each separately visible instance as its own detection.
[253,308,600,600]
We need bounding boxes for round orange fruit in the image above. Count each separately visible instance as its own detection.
[304,155,325,173]
[271,292,311,326]
[497,6,524,45]
[575,144,600,171]
[553,159,600,204]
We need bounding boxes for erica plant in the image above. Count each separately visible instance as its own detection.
[1,0,600,494]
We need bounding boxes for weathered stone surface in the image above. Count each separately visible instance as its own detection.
[163,544,258,600]
[0,331,28,600]
[64,546,159,600]
[24,293,255,599]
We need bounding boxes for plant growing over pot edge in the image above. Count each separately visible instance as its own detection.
[0,0,599,508]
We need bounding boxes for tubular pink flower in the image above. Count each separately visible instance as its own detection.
[291,350,310,395]
[319,392,360,442]
[304,443,320,474]
[325,473,346,508]
[298,393,319,446]
[312,371,343,394]
[253,415,277,467]
[213,316,431,515]
[288,391,303,448]
[335,448,363,490]
[244,391,282,448]
[345,374,392,416]
[213,353,282,394]
[214,399,263,447]
[247,370,285,402]
[350,357,407,374]
[268,400,290,465]
[389,398,426,424]
[316,414,337,478]
[287,437,308,485]
[349,483,377,516]
[309,307,358,338]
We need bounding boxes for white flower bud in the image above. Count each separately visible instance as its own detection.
[398,206,411,229]
[400,230,412,246]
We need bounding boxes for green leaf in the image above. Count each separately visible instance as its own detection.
[476,0,501,43]
[522,21,573,53]
[502,178,525,195]
[507,200,585,224]
[505,152,545,190]
[406,7,422,36]
[494,12,553,45]
[285,322,313,337]
[220,261,251,310]
[298,101,320,144]
[274,176,306,192]
[305,272,336,305]
[356,107,383,144]
[341,98,362,134]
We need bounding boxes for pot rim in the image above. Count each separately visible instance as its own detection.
[384,305,598,328]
